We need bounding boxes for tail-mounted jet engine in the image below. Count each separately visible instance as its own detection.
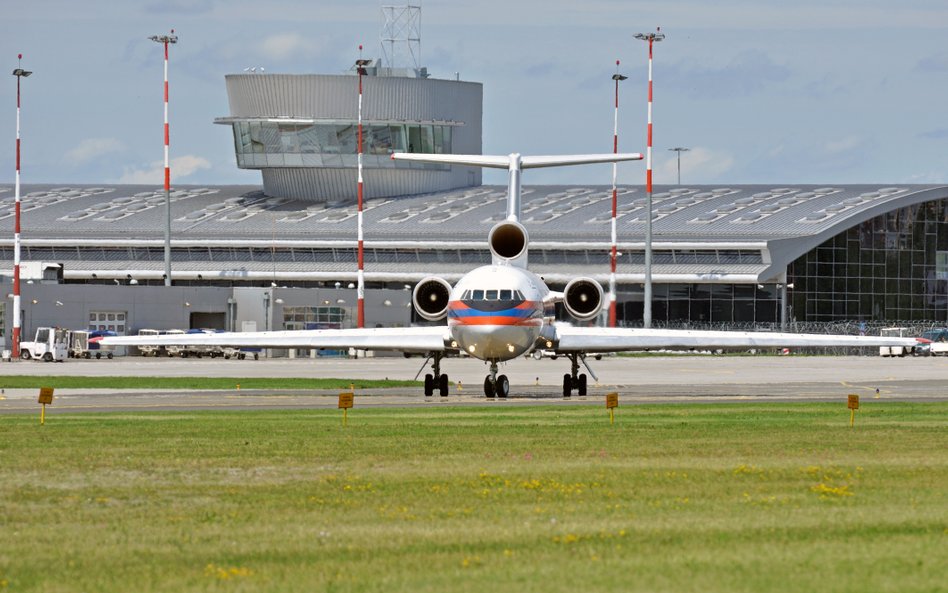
[563,277,604,321]
[488,221,529,267]
[412,277,453,321]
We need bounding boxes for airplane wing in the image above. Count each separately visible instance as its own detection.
[553,325,919,353]
[98,326,450,353]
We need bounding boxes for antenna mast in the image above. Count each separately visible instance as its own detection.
[380,4,421,70]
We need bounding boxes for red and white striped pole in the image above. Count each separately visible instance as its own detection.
[11,55,32,360]
[149,30,177,287]
[355,46,368,328]
[635,27,663,329]
[609,60,628,328]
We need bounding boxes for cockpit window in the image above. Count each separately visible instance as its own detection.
[485,290,499,300]
[472,290,484,300]
[499,289,512,300]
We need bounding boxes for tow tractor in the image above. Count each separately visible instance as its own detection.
[19,327,70,362]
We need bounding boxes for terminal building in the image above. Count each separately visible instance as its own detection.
[2,58,948,347]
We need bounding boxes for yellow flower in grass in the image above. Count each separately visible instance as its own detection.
[204,563,253,580]
[810,483,853,498]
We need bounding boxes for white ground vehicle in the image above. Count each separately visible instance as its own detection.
[136,329,164,356]
[20,327,69,362]
[163,330,187,357]
[880,327,913,357]
[71,330,116,359]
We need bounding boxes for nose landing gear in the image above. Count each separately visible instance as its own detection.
[483,361,509,398]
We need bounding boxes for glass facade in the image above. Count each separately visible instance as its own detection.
[282,305,348,329]
[615,283,781,326]
[231,121,453,168]
[788,199,948,322]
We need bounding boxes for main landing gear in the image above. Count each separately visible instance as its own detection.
[423,353,449,397]
[562,352,587,397]
[484,361,510,398]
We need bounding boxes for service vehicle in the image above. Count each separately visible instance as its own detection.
[879,327,914,357]
[915,328,948,356]
[20,327,69,362]
[136,329,165,356]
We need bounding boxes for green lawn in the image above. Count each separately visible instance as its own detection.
[0,376,418,390]
[1,404,945,592]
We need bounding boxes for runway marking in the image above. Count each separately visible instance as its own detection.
[840,380,891,392]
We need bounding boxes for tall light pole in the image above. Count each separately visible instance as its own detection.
[11,55,32,360]
[149,30,177,287]
[668,147,689,185]
[635,27,664,329]
[355,46,371,329]
[609,60,628,328]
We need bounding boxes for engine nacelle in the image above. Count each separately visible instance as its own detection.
[412,276,453,321]
[488,220,528,267]
[563,277,604,322]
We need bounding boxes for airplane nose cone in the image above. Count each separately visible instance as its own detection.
[453,324,538,360]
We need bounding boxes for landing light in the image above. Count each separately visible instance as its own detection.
[546,341,553,348]
[468,345,476,353]
[507,344,515,353]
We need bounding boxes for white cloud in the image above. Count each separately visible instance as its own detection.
[114,155,212,185]
[655,147,734,184]
[823,136,862,154]
[258,32,324,61]
[64,138,125,165]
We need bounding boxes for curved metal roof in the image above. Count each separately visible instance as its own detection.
[2,183,946,283]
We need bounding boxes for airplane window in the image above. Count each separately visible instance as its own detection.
[486,290,498,300]
[499,289,512,300]
[461,290,470,300]
[472,290,484,300]
[514,290,524,300]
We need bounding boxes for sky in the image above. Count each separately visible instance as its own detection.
[1,0,947,187]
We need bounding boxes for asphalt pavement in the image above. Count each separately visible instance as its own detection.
[1,353,945,413]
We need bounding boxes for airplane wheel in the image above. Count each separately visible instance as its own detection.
[578,373,587,396]
[424,373,434,397]
[83,352,91,359]
[563,374,572,398]
[484,376,495,398]
[495,374,509,398]
[181,352,188,358]
[439,374,449,397]
[20,351,31,360]
[95,352,102,359]
[254,353,259,360]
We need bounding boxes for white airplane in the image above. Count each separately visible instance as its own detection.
[100,151,917,398]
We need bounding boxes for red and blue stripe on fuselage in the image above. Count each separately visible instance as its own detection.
[448,298,544,327]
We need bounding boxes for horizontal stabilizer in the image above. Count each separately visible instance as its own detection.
[391,152,643,169]
[391,153,511,168]
[521,153,643,169]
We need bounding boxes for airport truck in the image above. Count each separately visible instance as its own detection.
[20,327,69,362]
[136,329,164,356]
[879,327,913,357]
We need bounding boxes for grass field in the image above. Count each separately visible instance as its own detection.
[0,376,419,390]
[1,403,945,592]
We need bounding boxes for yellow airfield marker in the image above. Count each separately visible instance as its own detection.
[338,391,354,426]
[38,387,54,425]
[606,392,619,425]
[848,394,859,428]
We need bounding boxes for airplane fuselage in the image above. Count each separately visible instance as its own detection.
[447,265,554,361]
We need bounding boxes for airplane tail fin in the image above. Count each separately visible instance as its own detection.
[391,152,643,221]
